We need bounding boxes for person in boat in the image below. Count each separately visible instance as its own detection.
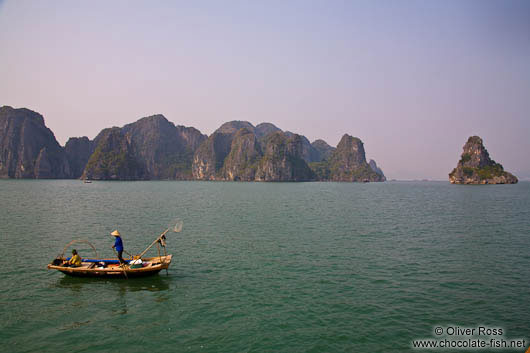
[64,249,82,267]
[111,230,125,264]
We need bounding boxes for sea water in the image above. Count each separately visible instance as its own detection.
[1,180,529,352]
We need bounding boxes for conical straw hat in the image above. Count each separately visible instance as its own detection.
[111,230,121,237]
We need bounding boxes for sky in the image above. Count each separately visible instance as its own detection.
[0,0,529,180]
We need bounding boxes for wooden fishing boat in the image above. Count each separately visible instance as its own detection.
[47,221,182,279]
[47,255,172,278]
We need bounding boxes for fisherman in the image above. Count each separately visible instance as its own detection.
[111,230,125,264]
[64,249,82,267]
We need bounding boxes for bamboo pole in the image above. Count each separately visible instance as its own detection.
[137,228,169,259]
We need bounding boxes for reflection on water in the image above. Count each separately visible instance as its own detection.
[114,285,128,315]
[55,274,172,293]
[52,274,174,317]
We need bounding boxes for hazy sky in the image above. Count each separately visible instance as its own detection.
[1,0,529,179]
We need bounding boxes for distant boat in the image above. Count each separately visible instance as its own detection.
[47,221,182,279]
[83,179,92,183]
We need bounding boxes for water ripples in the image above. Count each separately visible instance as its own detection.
[0,180,529,352]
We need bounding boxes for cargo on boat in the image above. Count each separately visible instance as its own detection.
[47,255,172,278]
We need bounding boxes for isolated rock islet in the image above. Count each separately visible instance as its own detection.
[449,136,517,184]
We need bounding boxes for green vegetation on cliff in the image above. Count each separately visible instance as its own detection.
[309,134,383,182]
[308,161,331,180]
[255,132,315,181]
[221,128,261,181]
[451,162,505,180]
[82,128,145,180]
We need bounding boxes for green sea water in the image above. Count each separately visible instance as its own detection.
[1,180,529,352]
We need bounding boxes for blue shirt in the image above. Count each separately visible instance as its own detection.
[114,236,123,252]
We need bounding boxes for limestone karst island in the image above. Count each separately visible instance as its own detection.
[0,106,385,182]
[449,136,518,184]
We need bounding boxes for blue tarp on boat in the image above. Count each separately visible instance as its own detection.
[66,257,130,264]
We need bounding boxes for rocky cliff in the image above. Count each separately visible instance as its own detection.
[122,115,206,179]
[0,106,70,178]
[449,136,517,184]
[192,132,234,180]
[215,121,255,135]
[311,139,335,161]
[369,159,386,181]
[82,128,145,180]
[309,134,384,182]
[78,114,206,180]
[284,131,320,163]
[82,119,385,182]
[176,125,206,153]
[192,122,319,182]
[65,137,93,178]
[0,107,386,182]
[255,123,281,139]
[255,132,315,181]
[192,121,257,180]
[221,128,262,181]
[300,135,321,163]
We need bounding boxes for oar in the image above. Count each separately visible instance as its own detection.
[112,248,128,279]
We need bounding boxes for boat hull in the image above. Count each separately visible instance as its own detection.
[47,255,172,279]
[57,268,163,278]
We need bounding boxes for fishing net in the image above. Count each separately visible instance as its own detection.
[172,218,183,233]
[59,239,99,259]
